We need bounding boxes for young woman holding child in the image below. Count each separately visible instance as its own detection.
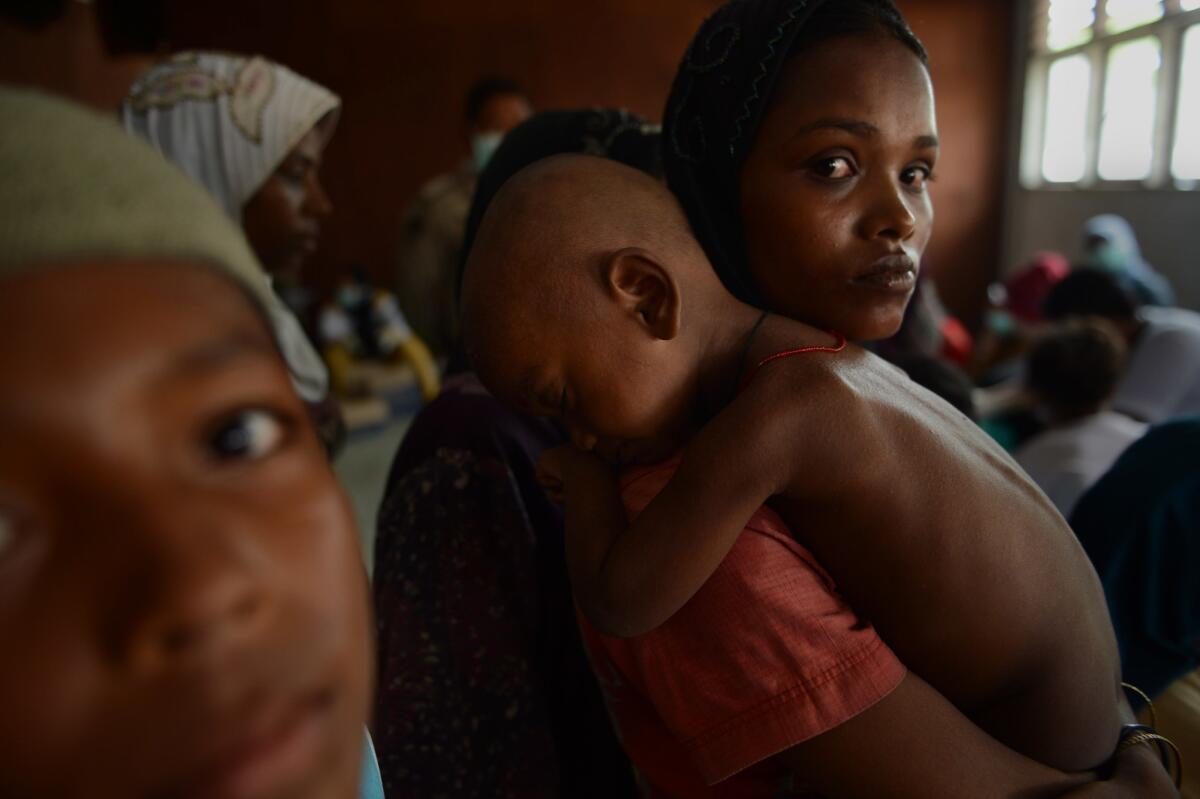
[464,0,1179,795]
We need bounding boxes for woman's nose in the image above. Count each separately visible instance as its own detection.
[861,181,917,243]
[304,175,333,218]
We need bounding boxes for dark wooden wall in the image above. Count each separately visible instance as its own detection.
[1,1,1014,323]
[165,0,720,295]
[901,0,1014,326]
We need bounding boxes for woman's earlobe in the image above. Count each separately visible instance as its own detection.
[605,247,682,341]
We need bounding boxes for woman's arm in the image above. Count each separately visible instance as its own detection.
[773,672,1176,799]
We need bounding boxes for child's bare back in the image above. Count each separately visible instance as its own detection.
[732,316,1124,770]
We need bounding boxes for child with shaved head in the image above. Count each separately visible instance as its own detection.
[460,154,1179,787]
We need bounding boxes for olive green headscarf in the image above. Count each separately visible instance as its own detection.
[0,85,276,319]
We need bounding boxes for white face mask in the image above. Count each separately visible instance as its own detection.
[470,131,503,172]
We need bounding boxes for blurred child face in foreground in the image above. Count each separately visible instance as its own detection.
[0,261,371,799]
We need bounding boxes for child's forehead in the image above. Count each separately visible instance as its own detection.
[0,261,277,394]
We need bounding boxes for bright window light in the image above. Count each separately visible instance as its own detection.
[1181,0,1200,11]
[1042,55,1092,181]
[1048,0,1097,50]
[1104,0,1163,34]
[1172,25,1200,180]
[1097,36,1161,179]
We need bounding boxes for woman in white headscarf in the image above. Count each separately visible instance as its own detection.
[122,51,341,441]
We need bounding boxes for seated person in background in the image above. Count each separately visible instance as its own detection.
[1044,268,1200,424]
[372,109,654,799]
[1081,214,1175,307]
[318,268,440,403]
[1071,416,1200,798]
[395,77,533,359]
[1015,320,1148,518]
[0,89,380,799]
[974,251,1070,386]
[462,155,1166,787]
[122,51,345,453]
[971,253,1073,453]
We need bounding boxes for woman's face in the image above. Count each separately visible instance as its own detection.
[243,123,334,278]
[0,262,371,799]
[739,31,938,341]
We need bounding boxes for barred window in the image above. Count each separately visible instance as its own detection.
[1021,0,1200,188]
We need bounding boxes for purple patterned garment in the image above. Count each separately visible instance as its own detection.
[372,373,636,798]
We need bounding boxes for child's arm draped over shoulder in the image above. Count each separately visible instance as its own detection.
[539,391,789,637]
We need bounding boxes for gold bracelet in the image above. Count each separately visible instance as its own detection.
[1122,681,1158,728]
[1116,727,1183,790]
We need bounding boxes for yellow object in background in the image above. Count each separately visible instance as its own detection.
[1152,670,1200,799]
[391,333,440,404]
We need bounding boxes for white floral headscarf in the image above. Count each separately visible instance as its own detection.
[122,52,342,402]
[122,51,341,219]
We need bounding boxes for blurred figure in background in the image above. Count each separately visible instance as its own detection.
[973,251,1070,386]
[1015,319,1147,518]
[373,108,654,799]
[970,253,1072,453]
[1070,417,1200,798]
[122,51,345,451]
[0,0,162,109]
[1082,214,1175,307]
[318,267,441,403]
[1044,268,1200,424]
[395,76,533,359]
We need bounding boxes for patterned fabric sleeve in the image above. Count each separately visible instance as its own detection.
[372,447,560,798]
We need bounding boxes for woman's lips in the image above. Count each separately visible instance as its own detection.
[851,254,917,294]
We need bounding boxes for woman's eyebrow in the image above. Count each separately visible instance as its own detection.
[789,118,880,140]
[789,118,940,149]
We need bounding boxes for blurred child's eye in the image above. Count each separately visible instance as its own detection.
[209,409,289,461]
[902,164,934,190]
[811,156,855,180]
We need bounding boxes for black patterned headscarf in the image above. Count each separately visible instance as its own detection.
[663,0,925,308]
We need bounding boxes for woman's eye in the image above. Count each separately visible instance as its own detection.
[279,162,309,183]
[812,156,855,179]
[902,165,934,189]
[209,410,288,461]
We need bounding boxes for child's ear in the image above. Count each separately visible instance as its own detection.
[604,247,681,341]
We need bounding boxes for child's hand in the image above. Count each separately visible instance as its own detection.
[536,445,612,504]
